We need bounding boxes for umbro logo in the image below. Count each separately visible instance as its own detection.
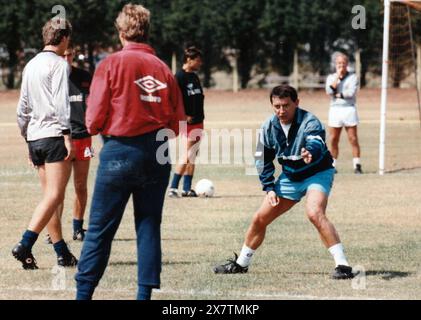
[134,75,167,94]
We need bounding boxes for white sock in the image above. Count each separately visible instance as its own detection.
[328,243,349,267]
[236,244,255,267]
[332,158,337,167]
[353,158,361,169]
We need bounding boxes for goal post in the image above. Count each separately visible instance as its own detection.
[379,0,421,175]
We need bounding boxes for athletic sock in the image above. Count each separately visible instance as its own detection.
[73,219,84,232]
[53,239,70,257]
[170,173,182,189]
[183,175,193,192]
[21,230,39,250]
[353,158,361,169]
[236,244,255,267]
[137,285,152,300]
[328,243,349,267]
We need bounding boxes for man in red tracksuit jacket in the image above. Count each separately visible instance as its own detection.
[75,4,185,300]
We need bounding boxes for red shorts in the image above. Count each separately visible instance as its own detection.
[182,123,204,142]
[72,137,94,161]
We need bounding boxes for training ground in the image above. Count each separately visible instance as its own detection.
[0,88,420,300]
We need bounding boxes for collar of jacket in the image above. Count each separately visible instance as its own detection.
[270,107,305,144]
[122,42,156,55]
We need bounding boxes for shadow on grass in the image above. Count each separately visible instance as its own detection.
[114,238,135,242]
[109,260,193,267]
[210,195,263,199]
[365,270,413,280]
[385,166,421,174]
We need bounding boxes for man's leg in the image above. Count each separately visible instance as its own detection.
[169,138,198,196]
[75,136,136,299]
[40,162,77,266]
[329,126,342,168]
[182,139,200,195]
[305,189,353,278]
[13,161,71,269]
[27,161,71,233]
[72,159,90,239]
[214,196,296,273]
[75,173,131,300]
[345,126,362,173]
[132,175,169,300]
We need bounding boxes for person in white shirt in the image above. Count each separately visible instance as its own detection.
[13,18,78,270]
[325,53,363,174]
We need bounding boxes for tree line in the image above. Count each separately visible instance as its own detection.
[0,0,419,89]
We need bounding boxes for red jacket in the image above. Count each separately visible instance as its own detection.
[86,43,185,137]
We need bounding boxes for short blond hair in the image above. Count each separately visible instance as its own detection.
[42,19,72,46]
[115,4,150,42]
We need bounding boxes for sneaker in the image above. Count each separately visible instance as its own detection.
[12,243,39,270]
[354,164,363,174]
[181,189,198,197]
[57,251,78,267]
[168,188,179,198]
[45,234,52,245]
[331,265,355,279]
[73,229,86,241]
[213,253,248,274]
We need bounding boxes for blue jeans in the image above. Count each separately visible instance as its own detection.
[75,131,171,300]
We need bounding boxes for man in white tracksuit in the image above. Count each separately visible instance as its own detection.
[14,18,78,270]
[325,53,362,174]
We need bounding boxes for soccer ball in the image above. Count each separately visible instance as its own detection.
[195,179,215,197]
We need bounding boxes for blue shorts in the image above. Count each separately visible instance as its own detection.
[274,168,335,202]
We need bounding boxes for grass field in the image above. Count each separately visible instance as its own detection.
[0,88,420,300]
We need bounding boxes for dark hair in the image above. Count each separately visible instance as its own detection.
[183,46,202,63]
[270,85,298,104]
[42,19,72,46]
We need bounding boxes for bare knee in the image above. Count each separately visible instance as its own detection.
[251,211,270,231]
[348,135,359,147]
[330,135,340,146]
[306,207,326,229]
[44,190,65,206]
[74,181,88,197]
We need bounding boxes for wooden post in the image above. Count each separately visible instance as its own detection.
[232,55,239,93]
[171,52,177,74]
[417,44,421,90]
[292,49,299,90]
[355,49,362,81]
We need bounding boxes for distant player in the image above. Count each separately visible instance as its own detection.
[14,18,78,269]
[214,85,355,280]
[62,42,93,241]
[168,46,204,197]
[325,53,362,174]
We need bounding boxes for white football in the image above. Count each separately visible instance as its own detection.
[195,179,215,197]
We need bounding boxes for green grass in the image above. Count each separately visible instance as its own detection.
[0,89,420,300]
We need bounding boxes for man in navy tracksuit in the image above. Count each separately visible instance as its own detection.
[214,85,354,280]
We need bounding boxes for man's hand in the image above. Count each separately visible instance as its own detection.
[331,74,340,89]
[186,115,193,124]
[63,135,74,161]
[28,153,35,168]
[266,190,280,207]
[301,147,313,164]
